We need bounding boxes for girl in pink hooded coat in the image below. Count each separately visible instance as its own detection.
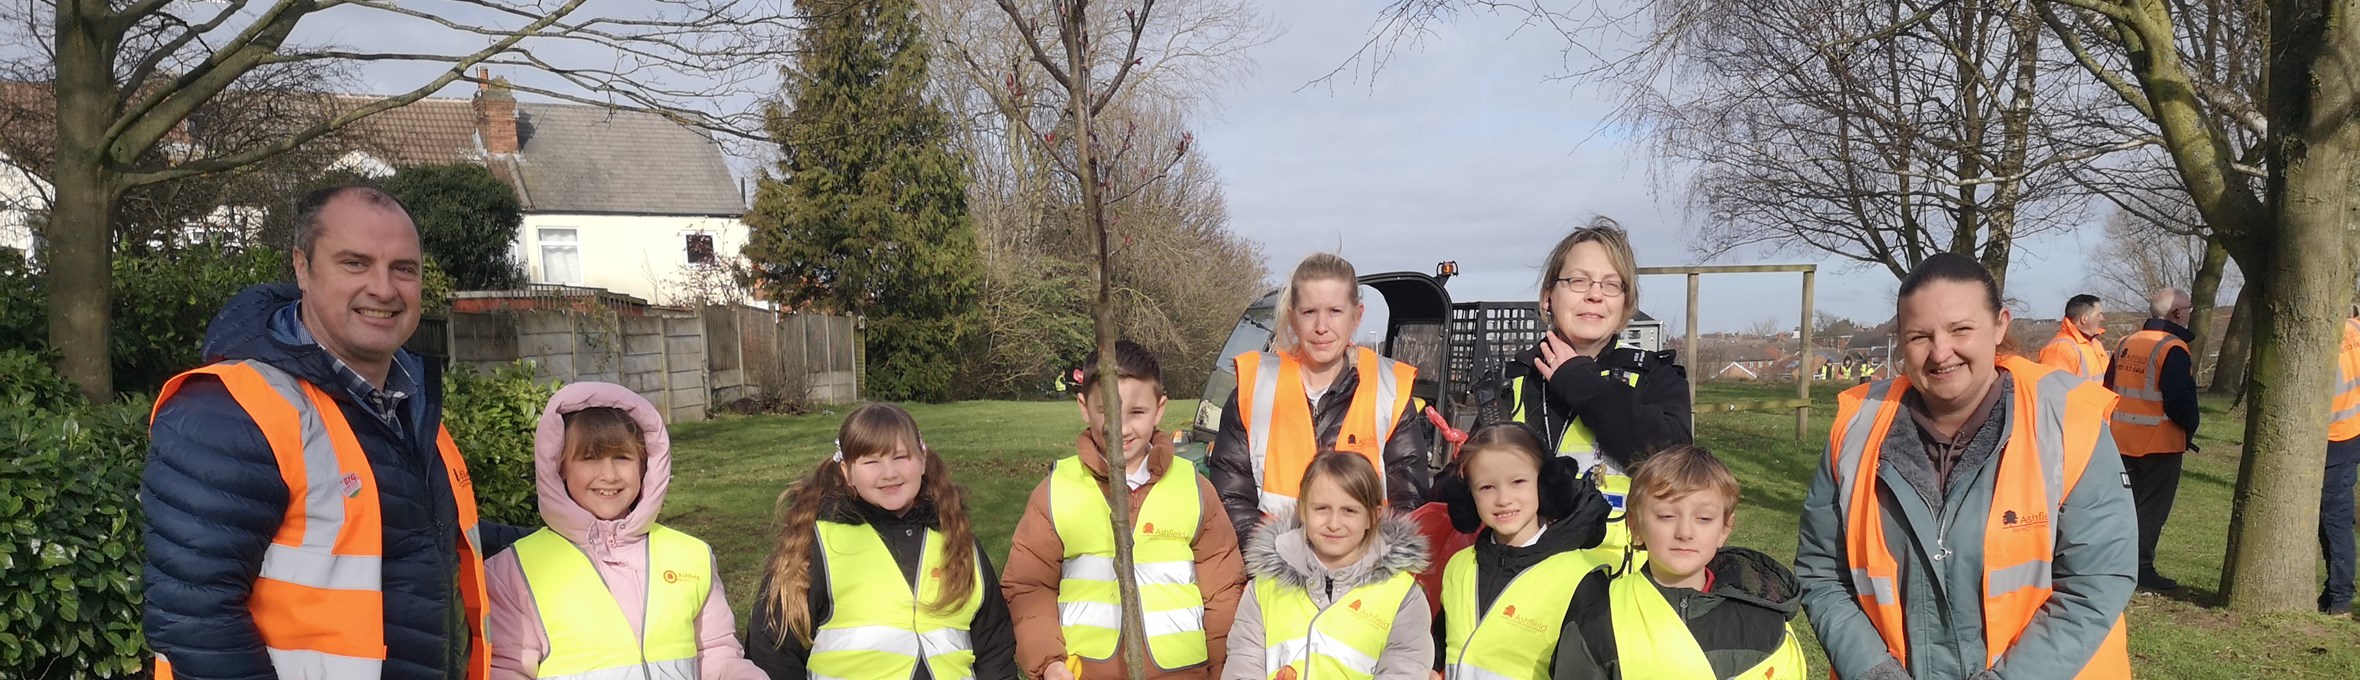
[483,382,766,680]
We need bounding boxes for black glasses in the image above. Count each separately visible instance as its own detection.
[1552,276,1627,297]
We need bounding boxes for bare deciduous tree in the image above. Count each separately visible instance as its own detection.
[929,0,1269,397]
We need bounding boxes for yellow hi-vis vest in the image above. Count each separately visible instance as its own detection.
[1256,571,1418,680]
[1441,543,1601,680]
[1507,374,1640,561]
[513,525,711,680]
[809,521,986,680]
[1607,565,1805,680]
[1049,455,1210,669]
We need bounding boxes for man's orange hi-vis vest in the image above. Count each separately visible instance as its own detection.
[1233,346,1416,518]
[2038,324,2109,381]
[1827,356,2132,678]
[2110,330,2189,456]
[2331,319,2360,442]
[150,360,491,680]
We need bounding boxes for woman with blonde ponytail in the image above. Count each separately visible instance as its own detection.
[1209,253,1433,544]
[744,403,1019,680]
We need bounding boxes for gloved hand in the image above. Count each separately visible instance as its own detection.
[1542,457,1611,550]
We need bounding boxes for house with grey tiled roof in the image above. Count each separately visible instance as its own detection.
[333,75,749,304]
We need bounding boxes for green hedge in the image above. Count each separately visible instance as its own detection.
[0,352,153,678]
[443,361,556,527]
[0,352,552,677]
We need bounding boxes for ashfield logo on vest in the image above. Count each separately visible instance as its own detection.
[2000,509,2050,532]
[1140,522,1190,541]
[1497,604,1546,633]
[664,570,678,584]
[1344,596,1387,628]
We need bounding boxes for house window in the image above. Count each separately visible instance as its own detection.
[539,228,581,285]
[685,233,715,265]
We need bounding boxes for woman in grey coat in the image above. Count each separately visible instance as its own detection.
[1224,452,1434,680]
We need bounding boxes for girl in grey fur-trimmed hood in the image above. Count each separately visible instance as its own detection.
[1223,452,1435,680]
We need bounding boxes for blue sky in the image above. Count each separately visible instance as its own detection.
[1194,0,2115,333]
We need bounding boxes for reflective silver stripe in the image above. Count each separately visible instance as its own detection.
[2337,403,2360,424]
[1061,556,1196,587]
[918,628,974,658]
[1848,568,1898,605]
[1266,638,1309,678]
[1060,601,1121,630]
[243,361,349,553]
[258,546,381,591]
[2119,336,2179,402]
[1371,355,1401,439]
[1831,382,1897,518]
[1063,555,1118,581]
[813,625,973,662]
[1134,560,1196,586]
[815,625,925,656]
[2046,337,2088,376]
[1247,352,1281,496]
[1987,559,2055,596]
[465,525,482,557]
[1448,663,1528,680]
[2112,412,2167,427]
[541,659,697,680]
[1267,627,1383,677]
[238,361,384,593]
[265,647,382,679]
[1057,602,1204,637]
[1141,607,1205,636]
[2032,371,2079,511]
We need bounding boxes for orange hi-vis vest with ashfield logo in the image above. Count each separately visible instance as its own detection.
[2110,329,2190,456]
[150,360,492,680]
[2332,319,2360,442]
[1827,356,2131,679]
[1233,346,1417,519]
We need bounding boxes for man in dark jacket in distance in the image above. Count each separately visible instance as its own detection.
[143,186,528,680]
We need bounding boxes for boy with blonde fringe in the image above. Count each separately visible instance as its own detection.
[1554,445,1807,679]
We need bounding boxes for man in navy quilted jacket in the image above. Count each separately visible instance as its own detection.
[142,186,528,679]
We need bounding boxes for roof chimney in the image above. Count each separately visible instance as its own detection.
[473,70,518,156]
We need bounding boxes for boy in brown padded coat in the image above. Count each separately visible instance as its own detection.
[1002,340,1248,679]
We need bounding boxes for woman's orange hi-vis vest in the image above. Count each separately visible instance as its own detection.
[149,360,492,680]
[2110,330,2189,456]
[1827,356,2132,678]
[1233,346,1416,518]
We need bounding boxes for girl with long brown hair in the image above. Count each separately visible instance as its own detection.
[744,403,1019,680]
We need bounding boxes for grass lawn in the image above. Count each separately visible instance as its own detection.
[665,383,2360,677]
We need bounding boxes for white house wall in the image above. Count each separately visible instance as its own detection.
[0,151,53,255]
[515,213,749,303]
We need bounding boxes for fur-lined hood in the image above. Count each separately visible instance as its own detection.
[1245,512,1430,595]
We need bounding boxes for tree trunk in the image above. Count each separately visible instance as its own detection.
[2220,0,2360,613]
[48,0,122,402]
[2212,280,2257,398]
[1979,0,2040,297]
[2186,235,2231,379]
